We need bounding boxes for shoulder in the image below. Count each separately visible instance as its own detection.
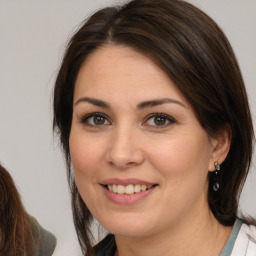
[231,220,256,255]
[29,215,57,256]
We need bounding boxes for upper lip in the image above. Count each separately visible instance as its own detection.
[100,178,156,186]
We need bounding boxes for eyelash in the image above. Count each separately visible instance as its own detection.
[80,112,176,128]
[80,112,111,127]
[143,113,176,128]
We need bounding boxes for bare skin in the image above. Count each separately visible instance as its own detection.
[115,208,232,256]
[70,44,232,256]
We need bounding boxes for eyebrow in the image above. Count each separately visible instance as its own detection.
[137,98,185,109]
[74,97,110,108]
[74,97,185,109]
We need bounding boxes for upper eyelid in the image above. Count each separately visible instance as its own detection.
[82,112,108,118]
[142,113,176,126]
[79,112,176,125]
[146,113,175,121]
[80,112,111,123]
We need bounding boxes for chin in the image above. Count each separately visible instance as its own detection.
[99,214,155,238]
[108,226,151,238]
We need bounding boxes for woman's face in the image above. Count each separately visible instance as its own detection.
[69,45,218,238]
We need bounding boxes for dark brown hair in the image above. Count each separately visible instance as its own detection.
[0,164,36,256]
[53,0,255,255]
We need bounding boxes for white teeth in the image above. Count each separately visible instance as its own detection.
[125,184,134,194]
[134,184,141,193]
[141,185,147,191]
[112,184,117,193]
[117,185,125,194]
[107,184,154,194]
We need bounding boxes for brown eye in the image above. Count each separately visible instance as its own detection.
[154,116,167,126]
[143,113,175,128]
[93,116,105,125]
[81,113,110,126]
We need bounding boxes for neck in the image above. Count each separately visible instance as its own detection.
[114,208,232,256]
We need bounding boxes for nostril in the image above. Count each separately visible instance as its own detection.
[107,158,141,169]
[105,140,145,169]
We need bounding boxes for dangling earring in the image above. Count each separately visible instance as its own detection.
[213,162,220,192]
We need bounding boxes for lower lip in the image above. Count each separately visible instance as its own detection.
[102,185,157,205]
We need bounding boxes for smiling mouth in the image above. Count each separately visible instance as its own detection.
[105,184,157,195]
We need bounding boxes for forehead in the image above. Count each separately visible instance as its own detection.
[78,44,169,82]
[74,44,188,105]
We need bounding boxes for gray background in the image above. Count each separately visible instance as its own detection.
[0,1,255,255]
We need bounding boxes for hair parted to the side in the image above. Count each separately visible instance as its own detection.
[53,0,255,255]
[0,163,36,256]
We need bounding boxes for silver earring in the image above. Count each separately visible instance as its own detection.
[213,162,220,192]
[214,162,220,171]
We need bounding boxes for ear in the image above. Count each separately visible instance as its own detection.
[208,125,232,172]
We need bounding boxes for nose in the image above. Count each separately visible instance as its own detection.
[106,126,145,169]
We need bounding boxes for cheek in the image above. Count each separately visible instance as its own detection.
[69,131,105,209]
[147,133,212,181]
[69,130,104,180]
[147,134,212,216]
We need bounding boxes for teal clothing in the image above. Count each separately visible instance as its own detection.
[94,218,256,256]
[225,219,256,255]
[29,216,57,256]
[220,218,243,256]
